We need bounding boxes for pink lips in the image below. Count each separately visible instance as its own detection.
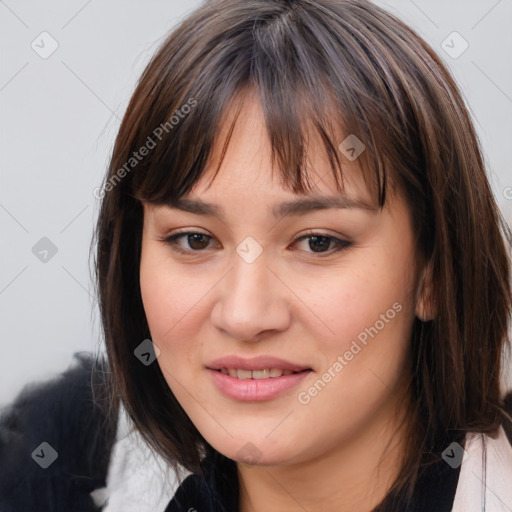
[207,355,310,373]
[206,355,312,401]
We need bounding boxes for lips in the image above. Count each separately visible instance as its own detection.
[207,355,311,373]
[217,368,299,379]
[207,368,312,401]
[206,355,312,400]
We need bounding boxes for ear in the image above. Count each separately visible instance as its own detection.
[415,259,436,322]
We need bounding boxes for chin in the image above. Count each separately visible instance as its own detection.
[208,434,299,467]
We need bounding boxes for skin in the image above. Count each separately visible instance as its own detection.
[139,90,434,512]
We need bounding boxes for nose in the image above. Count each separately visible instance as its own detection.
[210,251,291,342]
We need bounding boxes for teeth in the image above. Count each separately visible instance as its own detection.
[218,368,300,379]
[252,369,270,379]
[237,369,252,380]
[270,368,284,377]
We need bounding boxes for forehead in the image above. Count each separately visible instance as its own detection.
[186,90,379,208]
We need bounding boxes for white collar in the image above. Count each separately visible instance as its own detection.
[90,402,189,512]
[91,403,512,511]
[452,425,512,511]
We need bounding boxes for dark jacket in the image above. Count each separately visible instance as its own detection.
[0,352,117,512]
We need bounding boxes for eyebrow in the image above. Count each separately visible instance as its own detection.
[164,194,377,222]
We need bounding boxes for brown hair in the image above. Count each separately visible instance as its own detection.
[91,0,512,508]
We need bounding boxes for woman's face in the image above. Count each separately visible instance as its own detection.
[140,93,428,467]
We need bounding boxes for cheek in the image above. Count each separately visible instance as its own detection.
[139,252,201,391]
[140,265,179,340]
[140,246,198,340]
[296,274,412,429]
[303,271,415,424]
[311,256,413,353]
[139,245,218,379]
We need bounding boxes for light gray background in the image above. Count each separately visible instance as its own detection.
[1,0,511,407]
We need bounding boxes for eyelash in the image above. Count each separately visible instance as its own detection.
[161,230,353,257]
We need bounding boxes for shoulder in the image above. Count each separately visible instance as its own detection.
[0,352,118,512]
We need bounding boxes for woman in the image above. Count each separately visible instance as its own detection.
[2,0,512,511]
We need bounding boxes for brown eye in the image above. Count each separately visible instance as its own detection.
[164,232,214,253]
[292,234,352,255]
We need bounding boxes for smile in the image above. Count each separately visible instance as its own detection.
[216,368,301,379]
[208,368,312,401]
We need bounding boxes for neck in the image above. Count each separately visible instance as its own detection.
[237,388,411,512]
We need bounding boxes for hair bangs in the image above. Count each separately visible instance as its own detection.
[127,2,393,212]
